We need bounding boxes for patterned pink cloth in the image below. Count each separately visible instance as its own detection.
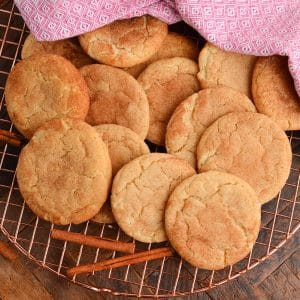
[15,0,300,97]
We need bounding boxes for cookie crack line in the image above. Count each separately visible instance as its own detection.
[219,187,251,249]
[109,18,149,58]
[114,156,181,198]
[168,94,207,156]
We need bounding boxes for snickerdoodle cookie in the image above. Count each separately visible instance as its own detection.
[16,118,112,225]
[92,124,149,224]
[79,16,168,68]
[138,57,200,145]
[125,32,199,78]
[165,171,260,270]
[5,54,89,139]
[166,86,256,168]
[197,112,292,204]
[21,34,94,68]
[198,43,257,98]
[80,64,149,139]
[94,124,150,176]
[252,56,300,130]
[111,153,195,243]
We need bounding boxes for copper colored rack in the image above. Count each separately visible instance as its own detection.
[0,1,299,297]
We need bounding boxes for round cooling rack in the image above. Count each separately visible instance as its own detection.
[0,2,300,298]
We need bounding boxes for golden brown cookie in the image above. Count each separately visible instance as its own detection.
[198,43,257,98]
[21,34,94,68]
[94,124,150,176]
[165,171,260,270]
[252,56,300,130]
[79,16,168,68]
[125,32,199,78]
[93,124,150,223]
[92,124,149,224]
[80,64,149,139]
[111,153,195,243]
[16,118,112,225]
[166,86,256,168]
[92,202,115,224]
[5,54,89,139]
[197,112,292,204]
[138,57,200,145]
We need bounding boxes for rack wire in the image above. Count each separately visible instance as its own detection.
[0,1,299,297]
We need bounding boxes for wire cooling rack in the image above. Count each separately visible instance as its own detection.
[0,1,300,297]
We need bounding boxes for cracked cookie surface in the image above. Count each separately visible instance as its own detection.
[94,124,150,176]
[5,54,90,139]
[21,34,94,68]
[165,171,260,270]
[79,15,167,68]
[197,112,292,204]
[138,57,200,145]
[166,86,256,168]
[80,64,149,139]
[111,153,195,243]
[125,32,199,78]
[252,56,300,130]
[198,43,256,98]
[16,118,112,225]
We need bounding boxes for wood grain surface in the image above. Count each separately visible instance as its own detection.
[0,230,299,300]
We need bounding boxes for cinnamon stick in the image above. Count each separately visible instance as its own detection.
[0,241,18,261]
[0,129,22,147]
[66,247,173,277]
[51,229,135,254]
[0,135,21,147]
[0,129,18,138]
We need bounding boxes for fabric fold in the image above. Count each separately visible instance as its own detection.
[13,0,300,97]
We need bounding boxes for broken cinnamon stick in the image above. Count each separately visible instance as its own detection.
[66,247,173,277]
[51,229,135,254]
[0,241,18,261]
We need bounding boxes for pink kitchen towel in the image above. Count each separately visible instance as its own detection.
[14,0,300,97]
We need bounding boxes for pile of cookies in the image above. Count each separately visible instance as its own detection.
[4,15,296,271]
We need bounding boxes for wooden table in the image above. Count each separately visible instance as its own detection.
[0,231,299,300]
